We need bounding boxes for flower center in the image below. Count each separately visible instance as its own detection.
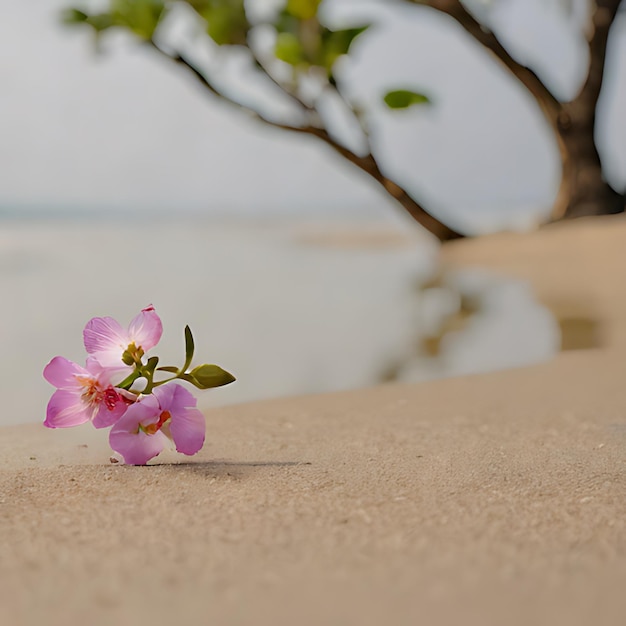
[103,387,119,411]
[143,410,171,436]
[122,342,145,366]
[77,377,122,413]
[77,376,101,405]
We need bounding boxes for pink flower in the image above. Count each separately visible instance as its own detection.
[83,305,163,371]
[43,356,132,429]
[109,384,205,465]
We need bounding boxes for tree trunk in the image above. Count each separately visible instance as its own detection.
[554,0,625,219]
[413,0,626,222]
[554,104,625,219]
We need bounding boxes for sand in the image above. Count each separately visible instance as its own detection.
[2,216,626,625]
[441,214,626,349]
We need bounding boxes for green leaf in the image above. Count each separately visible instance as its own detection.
[183,325,195,373]
[195,0,249,46]
[113,0,165,39]
[275,32,305,66]
[321,25,369,72]
[286,0,321,20]
[383,89,431,109]
[179,373,199,386]
[76,11,118,33]
[63,0,165,39]
[188,364,236,389]
[61,8,89,25]
[144,356,159,373]
[274,9,299,35]
[273,9,368,74]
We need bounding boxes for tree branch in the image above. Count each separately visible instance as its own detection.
[409,0,624,221]
[408,0,562,124]
[246,44,318,116]
[322,80,374,155]
[574,0,623,123]
[148,40,462,241]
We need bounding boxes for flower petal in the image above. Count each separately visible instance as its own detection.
[116,394,160,426]
[85,356,131,387]
[92,390,129,429]
[151,381,176,409]
[83,316,128,367]
[44,389,92,428]
[43,357,87,389]
[110,427,167,466]
[109,398,165,465]
[161,385,206,456]
[128,305,163,352]
[169,406,205,456]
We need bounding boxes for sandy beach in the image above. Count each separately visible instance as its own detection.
[1,215,625,625]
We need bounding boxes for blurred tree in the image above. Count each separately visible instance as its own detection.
[64,0,624,240]
[409,0,625,220]
[63,0,461,241]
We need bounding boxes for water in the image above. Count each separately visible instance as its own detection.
[0,214,558,427]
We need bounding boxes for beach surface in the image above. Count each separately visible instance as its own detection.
[1,215,625,625]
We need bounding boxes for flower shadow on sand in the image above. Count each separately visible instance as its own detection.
[117,460,312,479]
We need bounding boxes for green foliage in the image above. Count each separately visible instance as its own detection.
[149,325,234,392]
[64,0,249,45]
[274,4,368,75]
[187,364,236,389]
[321,26,369,73]
[183,324,195,372]
[144,355,160,373]
[62,8,89,24]
[189,0,249,46]
[275,31,305,65]
[65,1,367,73]
[286,0,322,21]
[62,0,165,39]
[114,0,165,38]
[62,7,116,32]
[383,89,431,109]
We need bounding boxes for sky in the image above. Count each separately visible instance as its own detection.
[1,0,625,232]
